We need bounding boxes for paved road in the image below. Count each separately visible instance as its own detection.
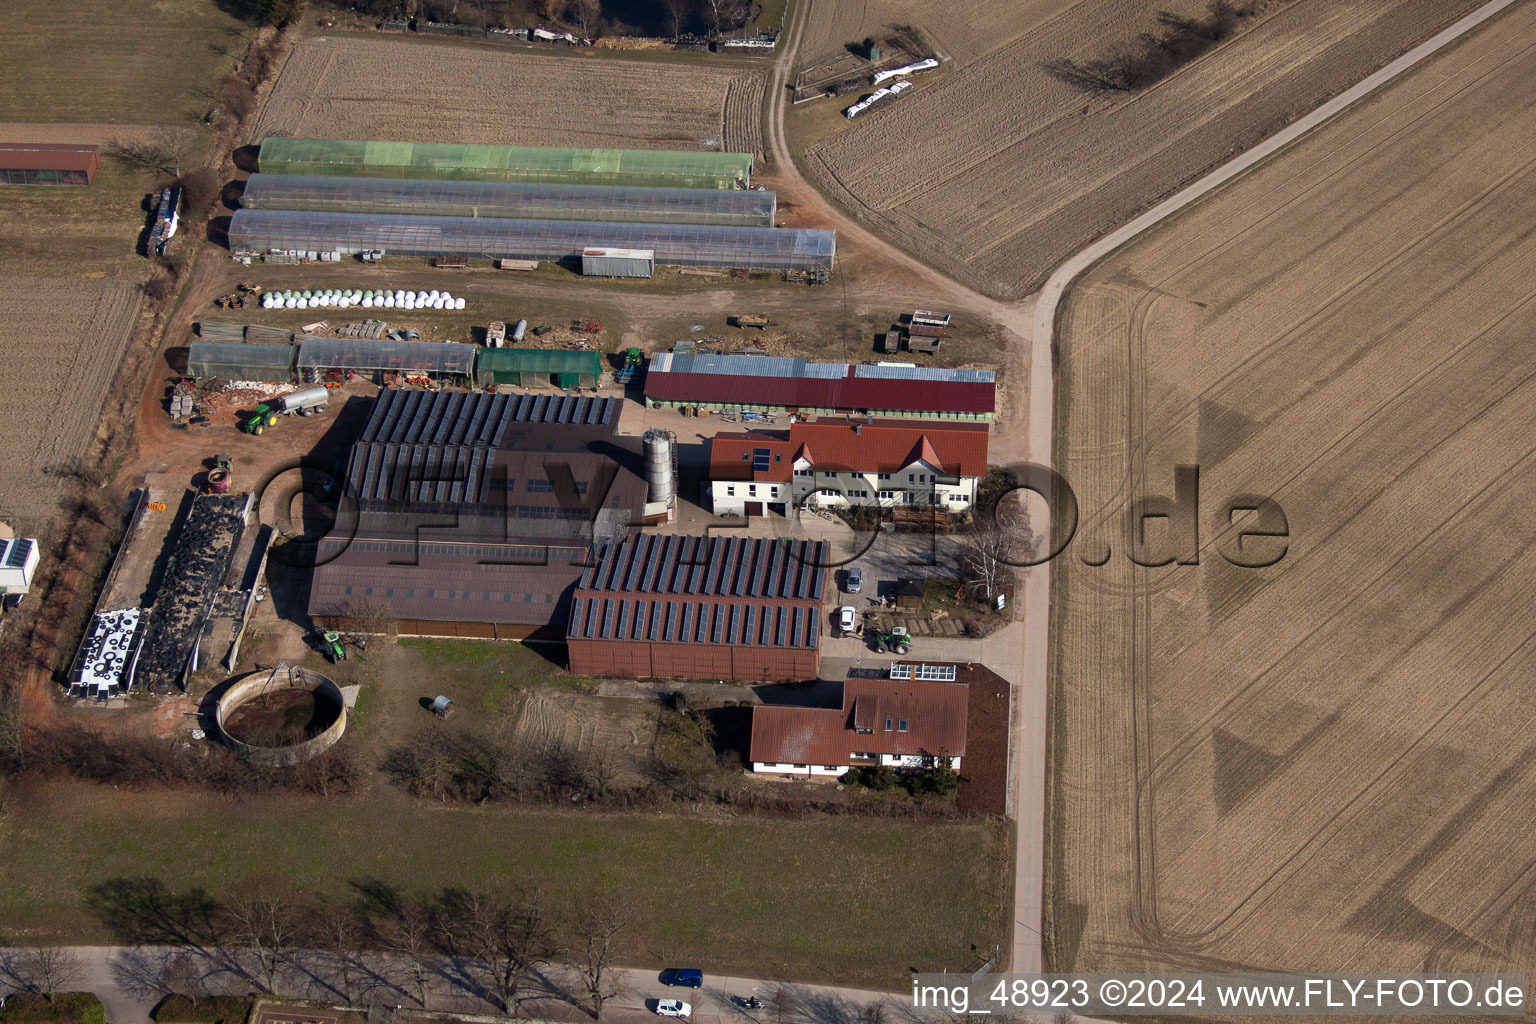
[1017,0,1522,973]
[7,947,907,1024]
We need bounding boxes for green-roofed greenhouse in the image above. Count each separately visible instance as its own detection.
[475,348,602,389]
[187,341,296,382]
[258,138,753,190]
[241,174,777,227]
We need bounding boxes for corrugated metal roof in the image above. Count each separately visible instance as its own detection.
[0,143,98,172]
[646,367,996,415]
[359,389,617,445]
[297,337,475,374]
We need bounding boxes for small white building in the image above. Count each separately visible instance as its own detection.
[581,247,654,278]
[0,536,38,603]
[707,419,987,517]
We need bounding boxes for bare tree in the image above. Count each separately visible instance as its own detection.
[469,887,558,1014]
[105,130,193,176]
[313,900,363,1002]
[387,899,437,1008]
[338,595,395,638]
[959,490,1032,605]
[227,891,300,993]
[568,0,601,36]
[768,985,797,1024]
[17,947,86,1003]
[570,900,624,1018]
[159,952,210,1011]
[663,0,693,36]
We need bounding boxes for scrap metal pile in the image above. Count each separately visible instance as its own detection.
[135,493,250,693]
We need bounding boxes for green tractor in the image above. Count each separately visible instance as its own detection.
[871,626,912,655]
[242,403,280,435]
[316,630,346,663]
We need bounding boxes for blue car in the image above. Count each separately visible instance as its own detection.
[664,968,704,988]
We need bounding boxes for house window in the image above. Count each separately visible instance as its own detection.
[907,474,914,482]
[749,485,757,496]
[796,468,812,477]
[775,454,782,462]
[527,479,554,493]
[741,453,750,461]
[951,493,967,502]
[878,491,894,501]
[898,719,908,732]
[794,763,807,769]
[877,473,890,480]
[884,717,892,731]
[768,487,778,497]
[726,486,735,496]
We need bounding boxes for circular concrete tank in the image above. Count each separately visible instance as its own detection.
[214,664,346,768]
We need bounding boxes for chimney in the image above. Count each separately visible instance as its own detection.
[853,423,862,435]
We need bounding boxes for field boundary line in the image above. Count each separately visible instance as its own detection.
[1019,0,1522,974]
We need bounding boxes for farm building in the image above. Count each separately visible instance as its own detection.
[566,535,829,683]
[258,138,754,190]
[0,143,98,186]
[750,662,975,776]
[228,210,835,272]
[645,354,995,420]
[187,341,296,382]
[474,348,602,389]
[296,336,475,385]
[309,390,653,640]
[241,174,777,227]
[582,247,654,278]
[707,419,989,516]
[0,536,38,602]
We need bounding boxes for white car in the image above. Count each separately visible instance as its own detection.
[656,1000,692,1018]
[838,605,857,636]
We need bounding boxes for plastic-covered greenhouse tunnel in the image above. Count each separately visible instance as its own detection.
[188,341,297,382]
[229,210,836,272]
[258,138,754,190]
[241,174,777,228]
[296,337,476,382]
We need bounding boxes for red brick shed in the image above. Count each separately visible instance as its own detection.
[0,143,98,186]
[567,535,829,682]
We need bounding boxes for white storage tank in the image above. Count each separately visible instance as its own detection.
[582,247,654,279]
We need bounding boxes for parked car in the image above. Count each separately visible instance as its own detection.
[656,1000,692,1018]
[838,605,857,636]
[845,566,863,594]
[663,968,704,988]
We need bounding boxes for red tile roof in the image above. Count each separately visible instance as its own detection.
[710,420,988,481]
[750,675,968,766]
[708,432,794,481]
[0,143,98,172]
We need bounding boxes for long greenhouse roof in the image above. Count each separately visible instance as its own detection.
[297,337,475,374]
[188,340,296,370]
[229,210,835,270]
[259,138,753,188]
[477,348,602,374]
[241,174,777,227]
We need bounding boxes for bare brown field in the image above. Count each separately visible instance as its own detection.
[1049,3,1536,982]
[0,279,144,527]
[252,36,768,156]
[802,0,1485,299]
[796,0,1069,70]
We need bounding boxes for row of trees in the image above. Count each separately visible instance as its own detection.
[335,0,756,40]
[0,947,90,1004]
[85,876,627,1017]
[1045,0,1254,94]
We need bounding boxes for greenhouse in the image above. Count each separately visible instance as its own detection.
[187,341,296,382]
[241,174,777,227]
[229,210,836,272]
[258,138,754,190]
[475,348,602,389]
[296,337,476,384]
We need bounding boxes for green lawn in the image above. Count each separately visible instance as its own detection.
[0,777,1010,989]
[0,0,252,124]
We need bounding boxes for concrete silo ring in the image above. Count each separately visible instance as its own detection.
[213,664,347,768]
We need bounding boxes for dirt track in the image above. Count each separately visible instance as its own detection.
[252,36,768,156]
[802,0,1486,299]
[1049,1,1536,979]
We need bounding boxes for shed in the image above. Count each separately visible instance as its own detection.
[475,347,602,389]
[296,337,475,383]
[187,341,297,382]
[582,246,655,278]
[895,577,926,608]
[879,329,902,354]
[0,143,98,186]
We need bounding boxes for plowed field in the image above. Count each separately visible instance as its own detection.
[1050,3,1536,980]
[803,0,1485,299]
[0,279,143,527]
[253,36,768,156]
